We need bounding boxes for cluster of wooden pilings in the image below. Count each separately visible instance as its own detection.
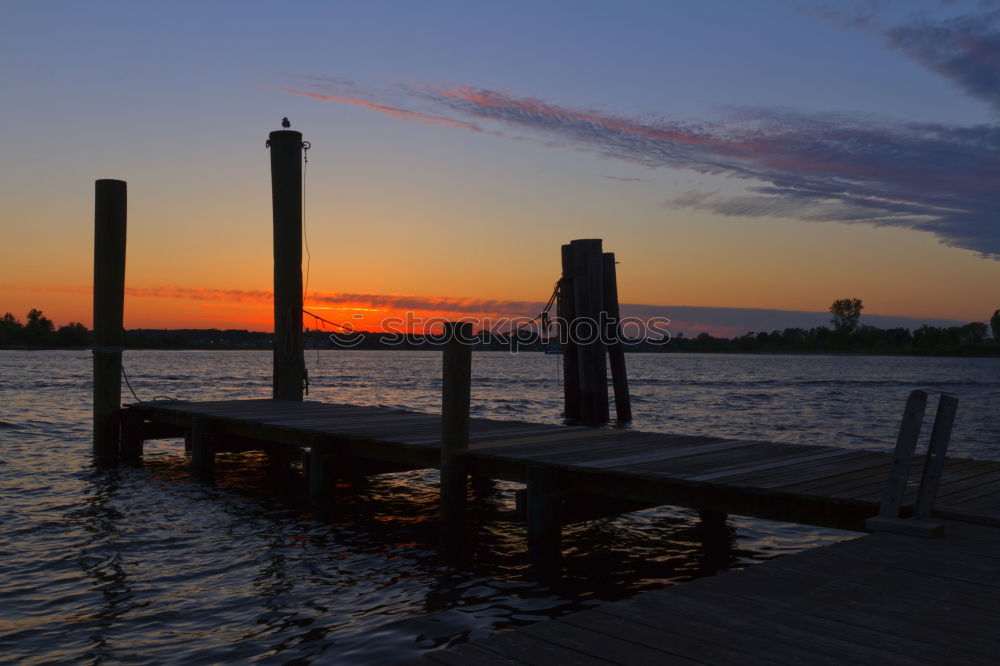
[93,123,636,465]
[90,124,638,575]
[558,239,631,425]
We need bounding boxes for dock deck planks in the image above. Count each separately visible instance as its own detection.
[126,398,1000,528]
[402,521,1000,665]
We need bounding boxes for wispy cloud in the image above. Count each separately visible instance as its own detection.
[270,9,1000,259]
[119,285,545,317]
[802,4,1000,112]
[268,85,494,134]
[885,10,1000,111]
[599,174,648,183]
[413,85,1000,258]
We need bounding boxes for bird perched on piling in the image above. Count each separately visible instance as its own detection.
[281,117,290,128]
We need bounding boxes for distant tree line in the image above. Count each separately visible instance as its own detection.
[0,309,90,347]
[3,305,1000,356]
[668,302,1000,356]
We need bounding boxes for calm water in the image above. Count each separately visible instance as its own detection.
[1,350,998,664]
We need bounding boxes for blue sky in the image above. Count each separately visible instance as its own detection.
[1,0,998,334]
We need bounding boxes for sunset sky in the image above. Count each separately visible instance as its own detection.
[1,0,998,337]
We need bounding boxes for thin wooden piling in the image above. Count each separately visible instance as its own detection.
[93,179,127,466]
[190,417,216,478]
[559,245,581,422]
[570,239,608,425]
[602,252,631,423]
[267,128,306,401]
[441,321,473,527]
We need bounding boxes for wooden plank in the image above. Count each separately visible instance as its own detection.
[733,451,885,490]
[621,593,858,666]
[474,629,611,665]
[486,434,682,464]
[656,560,1000,658]
[782,543,1000,606]
[573,439,765,470]
[790,535,1000,590]
[520,617,698,665]
[630,442,818,477]
[668,576,992,664]
[423,643,523,665]
[935,468,1000,503]
[468,427,628,450]
[707,449,873,486]
[686,448,863,483]
[569,606,786,666]
[475,431,661,460]
[775,458,897,496]
[663,586,941,665]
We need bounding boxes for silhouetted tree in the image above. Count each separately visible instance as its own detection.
[960,322,988,343]
[992,309,1000,341]
[830,298,863,334]
[0,312,23,345]
[24,309,54,345]
[54,322,91,347]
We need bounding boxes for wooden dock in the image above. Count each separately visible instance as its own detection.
[123,398,1000,532]
[122,398,1000,664]
[400,520,1000,665]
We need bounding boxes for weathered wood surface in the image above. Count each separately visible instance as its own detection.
[92,178,128,465]
[401,520,1000,665]
[125,399,1000,527]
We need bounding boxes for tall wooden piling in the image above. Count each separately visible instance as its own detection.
[570,239,608,425]
[559,245,581,422]
[93,179,127,466]
[440,321,473,527]
[267,128,306,401]
[602,252,631,423]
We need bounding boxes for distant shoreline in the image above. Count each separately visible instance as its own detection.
[3,345,998,358]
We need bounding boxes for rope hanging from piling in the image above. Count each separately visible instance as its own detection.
[492,280,560,336]
[303,308,351,331]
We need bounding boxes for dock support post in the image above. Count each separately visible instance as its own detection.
[570,239,608,425]
[559,245,581,423]
[308,437,338,503]
[526,464,562,580]
[440,322,473,529]
[92,179,127,467]
[190,417,216,478]
[267,126,306,401]
[120,410,144,465]
[697,509,734,573]
[602,252,631,423]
